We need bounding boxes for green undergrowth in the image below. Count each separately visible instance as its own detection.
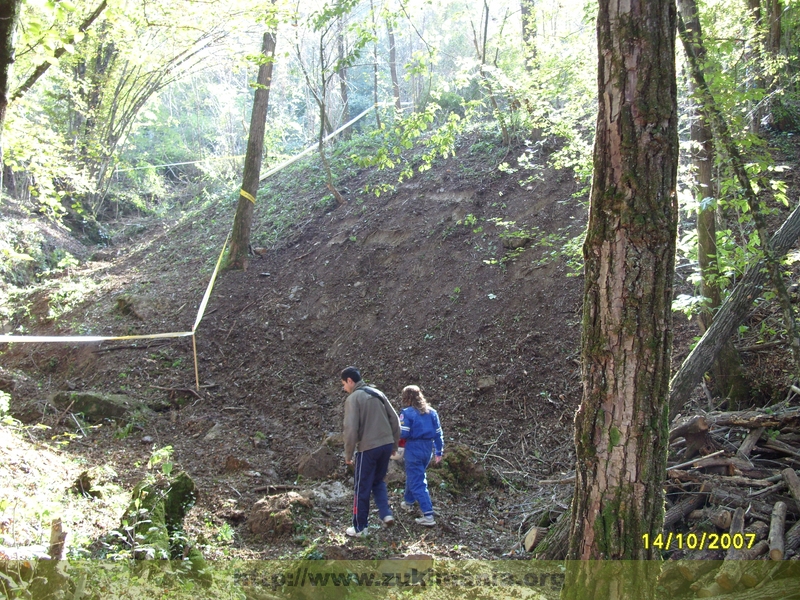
[0,408,130,558]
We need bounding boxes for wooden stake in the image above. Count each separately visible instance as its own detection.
[49,518,66,560]
[192,333,200,392]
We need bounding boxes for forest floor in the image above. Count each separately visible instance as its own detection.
[1,128,799,569]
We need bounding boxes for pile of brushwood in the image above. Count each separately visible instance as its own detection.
[529,404,800,598]
[659,404,800,597]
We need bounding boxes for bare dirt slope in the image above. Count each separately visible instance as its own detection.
[1,133,622,560]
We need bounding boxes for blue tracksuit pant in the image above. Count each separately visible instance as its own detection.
[352,442,394,531]
[403,439,434,516]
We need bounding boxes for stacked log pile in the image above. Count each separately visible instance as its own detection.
[661,406,800,597]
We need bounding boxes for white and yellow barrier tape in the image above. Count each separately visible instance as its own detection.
[0,104,381,391]
[0,234,230,391]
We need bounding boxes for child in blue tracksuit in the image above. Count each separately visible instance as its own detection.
[398,385,444,526]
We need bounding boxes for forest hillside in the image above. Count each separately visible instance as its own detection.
[2,0,800,595]
[0,128,599,564]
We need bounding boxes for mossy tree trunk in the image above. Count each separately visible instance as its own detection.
[563,0,678,597]
[227,27,277,271]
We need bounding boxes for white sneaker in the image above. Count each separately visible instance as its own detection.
[415,515,436,527]
[400,501,414,513]
[382,515,395,528]
[345,526,368,537]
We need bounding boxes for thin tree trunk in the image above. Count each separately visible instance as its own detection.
[683,0,751,408]
[669,202,800,416]
[387,18,401,112]
[471,2,509,146]
[521,0,536,65]
[564,0,678,596]
[678,6,800,368]
[317,35,344,207]
[370,0,381,129]
[227,29,277,271]
[337,16,350,137]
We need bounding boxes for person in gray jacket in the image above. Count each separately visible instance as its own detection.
[341,366,401,537]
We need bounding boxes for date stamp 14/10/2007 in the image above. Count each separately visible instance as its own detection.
[642,532,757,552]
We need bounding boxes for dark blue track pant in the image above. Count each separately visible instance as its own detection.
[352,442,394,532]
[403,439,434,516]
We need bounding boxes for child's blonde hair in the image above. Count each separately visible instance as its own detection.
[401,385,431,414]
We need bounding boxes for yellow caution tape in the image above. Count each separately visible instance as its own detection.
[193,233,229,332]
[240,189,256,204]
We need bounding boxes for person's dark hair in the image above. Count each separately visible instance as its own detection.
[341,366,361,383]
[401,385,431,414]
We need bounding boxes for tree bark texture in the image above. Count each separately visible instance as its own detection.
[227,30,277,271]
[669,202,800,417]
[565,0,678,590]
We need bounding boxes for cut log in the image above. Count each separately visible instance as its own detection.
[670,416,712,459]
[763,438,800,460]
[686,457,778,480]
[783,468,800,503]
[694,580,724,598]
[677,553,724,581]
[706,407,800,430]
[688,507,732,530]
[670,415,710,441]
[748,481,786,498]
[689,561,722,598]
[669,449,726,471]
[737,427,765,458]
[668,469,775,489]
[715,507,746,591]
[768,501,787,560]
[657,562,690,597]
[523,526,549,552]
[531,510,569,560]
[709,487,800,519]
[787,519,800,555]
[740,539,769,561]
[665,483,710,528]
[739,559,772,589]
[713,576,800,598]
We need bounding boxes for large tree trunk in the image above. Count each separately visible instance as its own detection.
[564,0,678,593]
[669,202,800,416]
[226,29,277,271]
